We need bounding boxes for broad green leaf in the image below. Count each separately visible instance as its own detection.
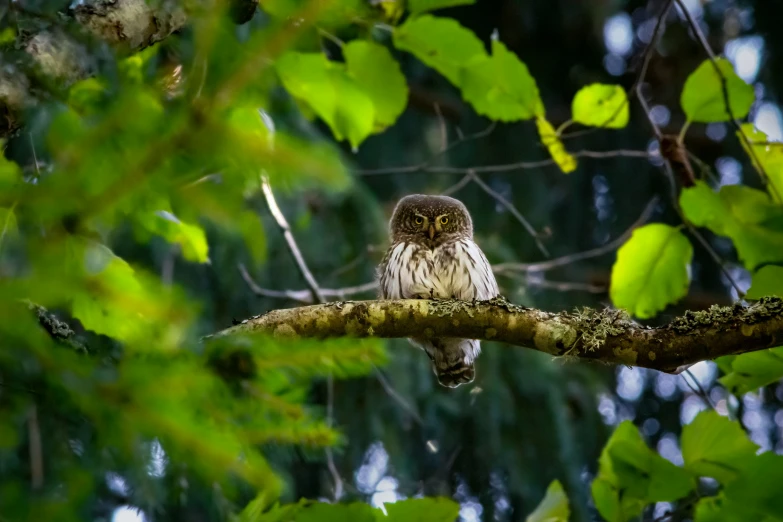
[393,15,486,86]
[736,123,783,201]
[409,0,475,14]
[259,0,369,28]
[536,117,577,173]
[723,453,783,516]
[571,84,629,129]
[136,211,210,264]
[66,238,191,348]
[747,266,783,299]
[681,410,758,484]
[680,181,783,270]
[276,52,375,148]
[343,40,408,131]
[609,224,693,319]
[296,502,376,522]
[694,494,778,522]
[461,39,544,121]
[591,421,694,522]
[719,347,783,394]
[681,58,754,123]
[525,480,569,522]
[384,497,460,522]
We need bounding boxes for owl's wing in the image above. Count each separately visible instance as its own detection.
[378,242,406,299]
[455,239,499,300]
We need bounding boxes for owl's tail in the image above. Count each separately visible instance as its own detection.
[433,358,475,388]
[411,337,479,388]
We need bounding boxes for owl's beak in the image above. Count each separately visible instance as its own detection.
[428,224,436,239]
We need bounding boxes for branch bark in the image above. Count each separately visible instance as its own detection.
[2,0,188,137]
[207,297,783,373]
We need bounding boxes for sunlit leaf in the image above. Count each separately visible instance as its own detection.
[393,15,486,86]
[344,40,408,132]
[0,143,22,191]
[746,266,783,299]
[135,210,210,264]
[536,117,577,173]
[736,123,783,201]
[693,494,775,522]
[525,480,569,522]
[681,58,754,123]
[609,224,693,319]
[681,410,758,484]
[571,84,629,129]
[591,422,694,522]
[719,347,783,394]
[276,52,375,148]
[680,180,783,270]
[409,0,475,14]
[385,497,461,522]
[67,77,108,114]
[461,39,544,121]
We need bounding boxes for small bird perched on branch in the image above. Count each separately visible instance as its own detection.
[377,195,499,387]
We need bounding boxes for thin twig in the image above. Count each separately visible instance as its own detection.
[355,121,498,176]
[492,197,658,273]
[239,263,377,304]
[560,0,674,141]
[673,0,782,203]
[260,175,326,303]
[467,170,550,257]
[28,403,43,490]
[683,369,716,410]
[440,174,472,197]
[358,149,652,176]
[372,365,424,426]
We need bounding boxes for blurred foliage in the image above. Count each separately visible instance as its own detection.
[2,0,783,521]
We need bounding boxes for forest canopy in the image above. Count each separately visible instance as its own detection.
[2,0,783,521]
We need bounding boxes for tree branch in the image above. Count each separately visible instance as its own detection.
[207,297,783,373]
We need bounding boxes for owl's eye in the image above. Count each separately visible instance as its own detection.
[414,216,424,225]
[440,216,449,225]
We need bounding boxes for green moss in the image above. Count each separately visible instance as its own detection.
[568,307,631,352]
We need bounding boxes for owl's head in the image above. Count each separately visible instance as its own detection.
[389,194,473,244]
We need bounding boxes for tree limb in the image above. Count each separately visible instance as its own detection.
[207,297,783,373]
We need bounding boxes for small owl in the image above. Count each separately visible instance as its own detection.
[376,194,499,388]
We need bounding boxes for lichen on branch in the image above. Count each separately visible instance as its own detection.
[207,296,783,372]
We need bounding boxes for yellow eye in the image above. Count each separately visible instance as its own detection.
[414,216,423,225]
[440,216,449,225]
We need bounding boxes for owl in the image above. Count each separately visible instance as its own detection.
[376,194,499,388]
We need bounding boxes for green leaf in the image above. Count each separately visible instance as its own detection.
[591,422,694,522]
[571,84,629,129]
[295,502,377,522]
[609,224,693,319]
[409,0,475,14]
[460,39,544,121]
[68,77,108,114]
[0,144,22,191]
[525,480,569,522]
[0,206,18,248]
[680,181,783,270]
[681,410,758,484]
[723,453,783,517]
[694,494,777,522]
[343,40,408,131]
[136,211,210,264]
[536,117,577,173]
[747,266,783,299]
[736,123,783,201]
[384,498,460,522]
[393,15,486,87]
[719,347,783,394]
[681,58,754,123]
[276,52,375,149]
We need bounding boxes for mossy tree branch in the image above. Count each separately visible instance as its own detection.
[207,297,783,373]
